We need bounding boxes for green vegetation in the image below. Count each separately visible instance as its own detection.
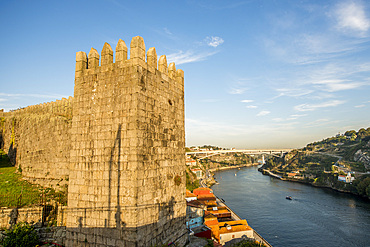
[186,168,200,191]
[0,150,40,207]
[231,239,267,247]
[0,222,39,247]
[0,149,68,207]
[191,145,224,150]
[261,127,370,198]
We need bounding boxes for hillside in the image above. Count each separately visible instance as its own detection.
[260,127,370,198]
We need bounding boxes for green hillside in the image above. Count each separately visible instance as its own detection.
[261,127,370,198]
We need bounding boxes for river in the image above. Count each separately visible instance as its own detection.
[211,165,370,247]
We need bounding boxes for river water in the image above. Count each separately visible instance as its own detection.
[211,166,370,247]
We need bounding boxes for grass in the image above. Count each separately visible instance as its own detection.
[0,149,44,207]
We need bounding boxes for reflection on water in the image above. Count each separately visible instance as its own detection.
[212,166,370,247]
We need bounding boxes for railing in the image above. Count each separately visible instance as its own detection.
[0,191,67,208]
[215,195,273,247]
[253,229,273,247]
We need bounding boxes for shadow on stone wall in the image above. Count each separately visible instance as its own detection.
[108,123,122,228]
[66,123,187,246]
[0,132,4,150]
[7,143,17,166]
[65,203,187,246]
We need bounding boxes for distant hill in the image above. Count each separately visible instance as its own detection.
[261,127,370,198]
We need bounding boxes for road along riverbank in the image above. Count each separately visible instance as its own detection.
[214,195,272,247]
[258,168,370,200]
[211,166,370,247]
[204,164,272,246]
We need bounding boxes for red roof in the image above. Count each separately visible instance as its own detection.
[186,190,197,198]
[193,187,213,196]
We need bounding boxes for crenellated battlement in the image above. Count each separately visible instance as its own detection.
[1,36,186,247]
[1,96,73,119]
[68,35,187,246]
[75,36,184,83]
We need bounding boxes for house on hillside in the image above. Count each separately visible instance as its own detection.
[198,194,217,207]
[338,175,346,182]
[191,168,203,179]
[338,172,355,183]
[186,190,198,202]
[186,157,197,166]
[193,187,213,195]
[186,200,205,229]
[218,220,254,246]
[206,206,232,220]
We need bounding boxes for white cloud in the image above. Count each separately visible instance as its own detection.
[272,118,284,122]
[312,79,364,92]
[294,100,345,112]
[163,27,172,35]
[241,99,254,103]
[355,104,365,108]
[257,110,270,116]
[326,82,364,92]
[246,105,257,109]
[206,36,224,47]
[288,114,308,120]
[290,114,308,118]
[304,118,331,128]
[272,114,307,122]
[167,50,218,65]
[229,87,248,94]
[334,1,370,35]
[274,88,314,99]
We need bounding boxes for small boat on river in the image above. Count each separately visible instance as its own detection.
[286,196,292,200]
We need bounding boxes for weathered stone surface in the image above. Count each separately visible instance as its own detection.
[115,39,128,64]
[0,36,187,247]
[88,47,100,68]
[158,55,168,73]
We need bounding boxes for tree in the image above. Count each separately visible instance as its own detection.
[344,130,356,137]
[0,222,39,247]
[356,177,370,196]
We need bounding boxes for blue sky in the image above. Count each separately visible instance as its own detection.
[1,0,369,149]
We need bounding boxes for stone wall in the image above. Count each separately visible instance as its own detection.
[66,36,186,246]
[0,207,43,229]
[0,205,67,230]
[0,98,72,189]
[0,36,187,246]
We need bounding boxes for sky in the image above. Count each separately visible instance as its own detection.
[1,0,370,149]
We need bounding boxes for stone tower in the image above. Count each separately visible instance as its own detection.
[66,36,187,246]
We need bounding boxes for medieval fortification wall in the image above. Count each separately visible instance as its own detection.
[0,97,72,189]
[0,36,187,247]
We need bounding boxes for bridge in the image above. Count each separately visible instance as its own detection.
[186,149,292,159]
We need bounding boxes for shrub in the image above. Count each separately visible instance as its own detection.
[231,239,266,246]
[0,222,39,247]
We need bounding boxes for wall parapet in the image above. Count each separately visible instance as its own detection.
[0,35,187,247]
[75,36,184,84]
[0,96,73,120]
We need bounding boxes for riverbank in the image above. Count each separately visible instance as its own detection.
[203,165,272,246]
[258,168,370,200]
[211,165,370,247]
[209,163,259,173]
[206,163,259,187]
[214,195,272,247]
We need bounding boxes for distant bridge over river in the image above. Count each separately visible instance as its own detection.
[186,149,292,159]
